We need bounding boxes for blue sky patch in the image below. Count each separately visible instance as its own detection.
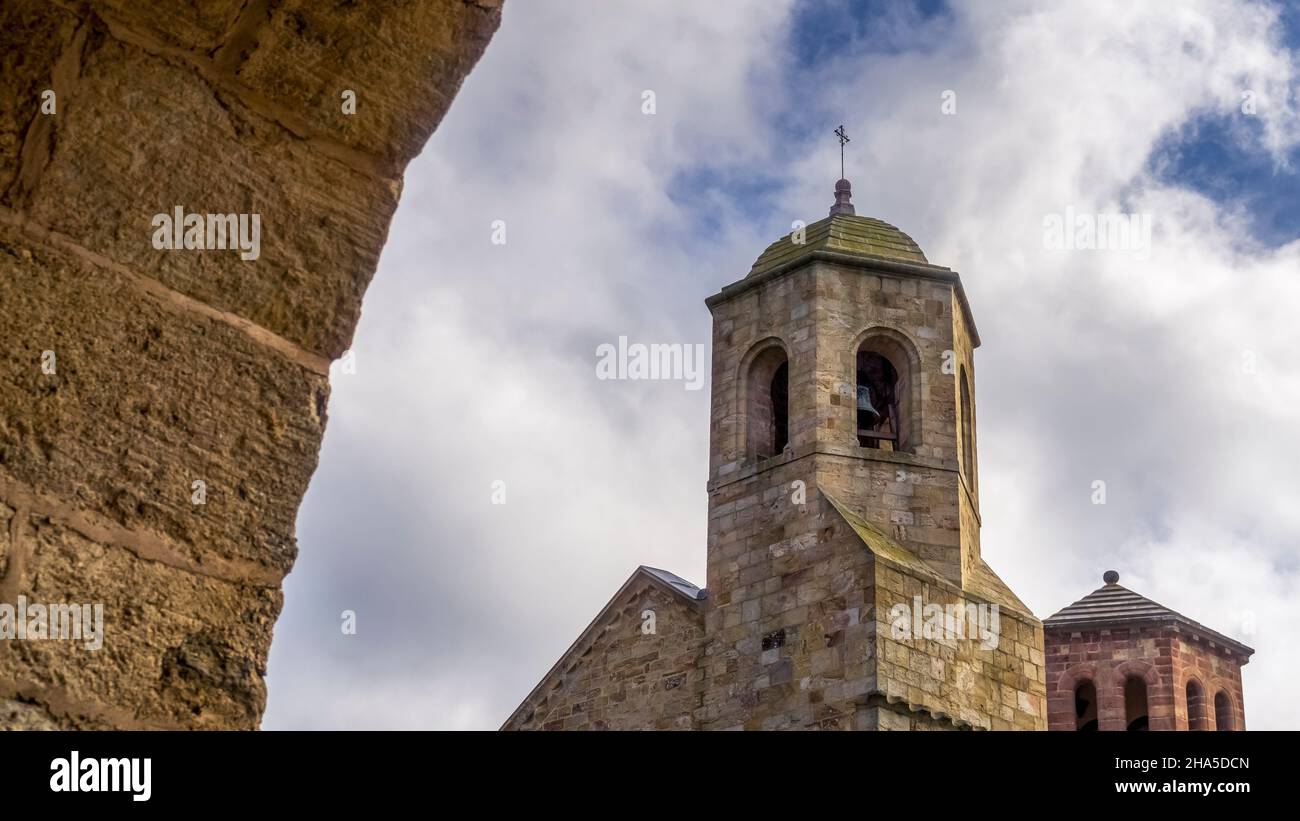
[1148,112,1300,248]
[789,0,950,67]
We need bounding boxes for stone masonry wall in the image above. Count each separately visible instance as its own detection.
[949,281,982,576]
[704,264,883,729]
[504,580,706,731]
[1045,625,1247,731]
[700,465,878,730]
[872,558,1046,730]
[0,0,500,728]
[699,249,1044,731]
[1045,625,1178,731]
[1172,634,1247,730]
[814,261,972,585]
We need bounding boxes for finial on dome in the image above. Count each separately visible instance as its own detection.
[830,178,855,216]
[831,124,855,216]
[1103,570,1120,585]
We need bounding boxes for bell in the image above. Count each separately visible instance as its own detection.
[856,385,880,426]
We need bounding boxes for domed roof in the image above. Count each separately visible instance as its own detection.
[707,177,980,348]
[747,212,928,278]
[746,180,927,278]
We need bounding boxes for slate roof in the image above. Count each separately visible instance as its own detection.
[641,566,706,601]
[1044,578,1255,658]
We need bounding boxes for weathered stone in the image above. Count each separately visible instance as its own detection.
[0,223,324,579]
[504,570,705,731]
[1,513,280,728]
[24,31,401,358]
[0,697,61,730]
[0,0,501,728]
[0,1,80,198]
[0,502,11,580]
[234,0,503,165]
[89,0,247,52]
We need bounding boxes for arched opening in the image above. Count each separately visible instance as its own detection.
[1124,675,1149,731]
[1214,691,1233,731]
[1186,680,1208,730]
[1074,680,1098,731]
[855,335,911,451]
[745,345,790,460]
[959,366,974,488]
[771,361,788,455]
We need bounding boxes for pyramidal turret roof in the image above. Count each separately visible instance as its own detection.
[1044,572,1254,659]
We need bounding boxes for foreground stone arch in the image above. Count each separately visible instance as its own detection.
[0,0,501,728]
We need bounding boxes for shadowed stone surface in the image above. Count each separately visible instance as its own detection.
[0,0,501,729]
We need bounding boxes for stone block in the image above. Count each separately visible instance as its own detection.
[0,1,79,199]
[91,0,245,51]
[233,0,503,165]
[25,35,400,358]
[1,513,279,728]
[0,222,323,579]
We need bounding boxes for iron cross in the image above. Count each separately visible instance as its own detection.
[834,124,850,179]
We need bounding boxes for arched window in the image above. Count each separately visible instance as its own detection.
[959,367,974,488]
[745,345,789,460]
[1124,675,1149,731]
[1214,691,1233,731]
[1186,680,1208,730]
[1074,680,1098,731]
[855,335,912,451]
[771,361,788,454]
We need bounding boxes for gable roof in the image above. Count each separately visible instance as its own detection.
[1044,579,1254,658]
[501,565,704,729]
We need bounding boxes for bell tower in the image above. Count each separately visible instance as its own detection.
[698,177,1045,730]
[705,177,981,590]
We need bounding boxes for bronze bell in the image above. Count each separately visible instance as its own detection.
[856,385,880,427]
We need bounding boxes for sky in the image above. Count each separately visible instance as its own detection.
[262,0,1300,730]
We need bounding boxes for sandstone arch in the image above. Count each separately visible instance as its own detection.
[0,0,501,728]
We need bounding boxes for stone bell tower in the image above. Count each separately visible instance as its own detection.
[697,178,1046,730]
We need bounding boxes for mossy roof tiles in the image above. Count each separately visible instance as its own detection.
[748,214,928,278]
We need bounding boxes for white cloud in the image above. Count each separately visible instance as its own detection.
[265,0,1300,729]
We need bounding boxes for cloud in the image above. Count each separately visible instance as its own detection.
[264,0,1300,729]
